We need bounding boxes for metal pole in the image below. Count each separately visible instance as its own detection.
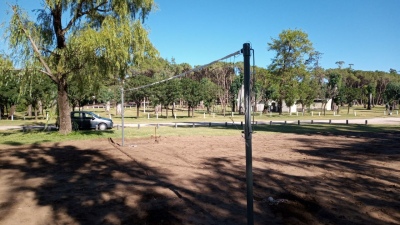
[242,43,253,225]
[121,81,125,147]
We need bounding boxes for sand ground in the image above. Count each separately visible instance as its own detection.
[0,131,399,225]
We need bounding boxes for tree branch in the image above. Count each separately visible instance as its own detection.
[13,7,58,84]
[62,1,109,35]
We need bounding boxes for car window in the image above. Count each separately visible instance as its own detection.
[72,112,81,118]
[83,113,93,119]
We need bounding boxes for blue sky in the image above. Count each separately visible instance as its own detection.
[1,0,399,72]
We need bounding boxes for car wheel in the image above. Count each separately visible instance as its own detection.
[98,123,107,131]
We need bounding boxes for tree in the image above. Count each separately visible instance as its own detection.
[126,74,154,118]
[181,78,202,117]
[154,79,181,118]
[0,55,17,118]
[229,73,243,113]
[8,1,157,134]
[339,86,361,114]
[335,61,345,69]
[208,63,235,116]
[389,68,397,75]
[0,71,21,118]
[268,29,314,115]
[21,69,57,120]
[365,83,375,110]
[201,78,219,114]
[384,82,400,109]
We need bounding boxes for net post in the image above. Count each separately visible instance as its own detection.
[242,43,253,225]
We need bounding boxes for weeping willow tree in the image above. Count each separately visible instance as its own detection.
[7,0,158,134]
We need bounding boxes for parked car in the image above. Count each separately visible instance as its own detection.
[70,111,113,130]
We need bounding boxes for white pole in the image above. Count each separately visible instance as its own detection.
[148,113,150,119]
[203,113,205,118]
[156,113,158,119]
[121,84,125,147]
[311,111,313,116]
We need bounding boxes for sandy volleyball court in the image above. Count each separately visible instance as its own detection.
[0,132,399,224]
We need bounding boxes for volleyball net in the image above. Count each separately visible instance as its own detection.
[126,49,243,91]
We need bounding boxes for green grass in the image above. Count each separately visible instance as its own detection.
[1,105,398,126]
[0,104,398,147]
[1,122,399,147]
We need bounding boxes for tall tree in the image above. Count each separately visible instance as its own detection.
[268,29,314,114]
[154,79,181,118]
[201,78,219,114]
[0,55,16,117]
[229,73,243,113]
[125,74,154,118]
[7,1,157,134]
[335,61,345,69]
[181,78,202,117]
[325,71,341,115]
[384,82,400,108]
[208,62,235,116]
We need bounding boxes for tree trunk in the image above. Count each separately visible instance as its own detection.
[57,78,72,134]
[136,104,140,118]
[34,107,38,121]
[9,105,16,119]
[28,105,32,117]
[278,98,283,115]
[367,93,372,110]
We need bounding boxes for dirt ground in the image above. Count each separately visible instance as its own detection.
[0,132,399,225]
